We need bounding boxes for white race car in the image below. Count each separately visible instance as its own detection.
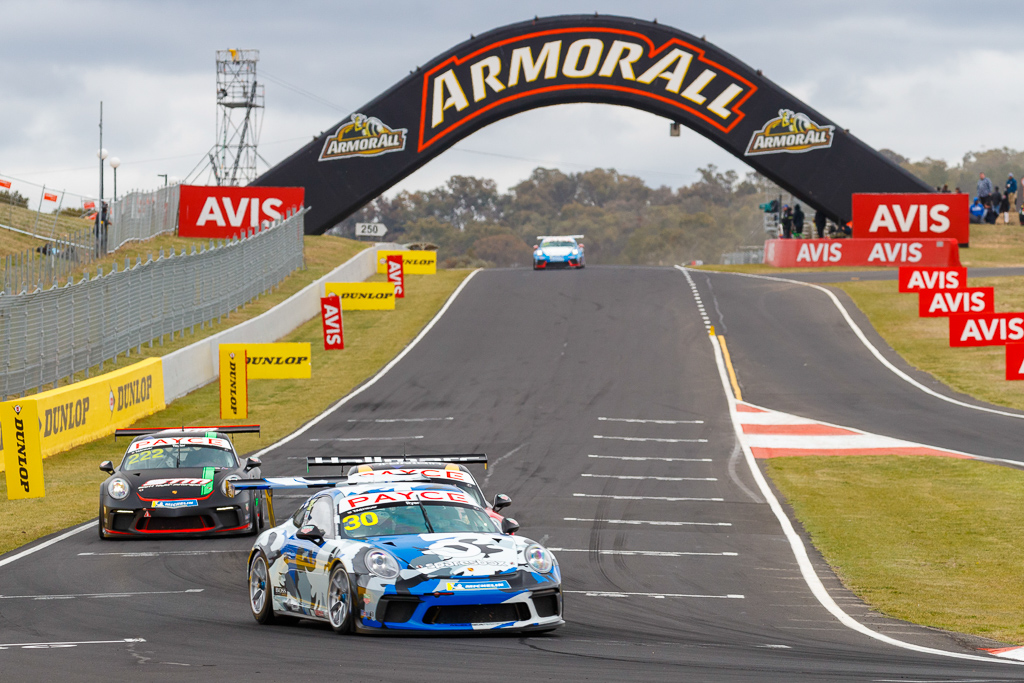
[533,234,585,270]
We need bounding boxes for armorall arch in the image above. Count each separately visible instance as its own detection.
[254,14,930,235]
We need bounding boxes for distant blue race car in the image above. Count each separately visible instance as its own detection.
[533,235,585,270]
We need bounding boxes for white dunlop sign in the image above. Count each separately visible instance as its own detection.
[355,223,388,238]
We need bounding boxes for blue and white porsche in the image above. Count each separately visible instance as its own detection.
[533,234,585,270]
[241,480,563,633]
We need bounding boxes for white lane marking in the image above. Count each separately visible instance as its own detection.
[549,548,737,557]
[483,443,527,487]
[712,268,1024,422]
[564,517,732,527]
[589,454,711,462]
[308,435,423,442]
[0,638,146,650]
[757,644,792,649]
[566,590,743,599]
[250,269,482,460]
[346,417,453,423]
[574,493,724,502]
[78,551,244,557]
[0,589,204,600]
[593,435,708,443]
[598,417,704,424]
[741,433,921,449]
[581,473,717,481]
[678,267,1017,667]
[0,522,93,569]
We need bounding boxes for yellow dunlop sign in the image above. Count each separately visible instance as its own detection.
[245,342,312,379]
[218,344,249,420]
[2,402,44,499]
[376,250,437,275]
[325,282,397,311]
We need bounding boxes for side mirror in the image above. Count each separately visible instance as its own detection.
[99,461,115,475]
[296,524,325,543]
[501,517,520,535]
[492,493,512,512]
[245,456,261,471]
[533,245,539,250]
[577,243,584,249]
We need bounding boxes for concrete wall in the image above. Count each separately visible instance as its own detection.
[162,243,397,404]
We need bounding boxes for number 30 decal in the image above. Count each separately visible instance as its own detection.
[342,512,379,531]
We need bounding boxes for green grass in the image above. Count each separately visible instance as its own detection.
[767,455,1024,644]
[0,266,470,556]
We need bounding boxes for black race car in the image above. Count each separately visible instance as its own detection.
[98,425,265,539]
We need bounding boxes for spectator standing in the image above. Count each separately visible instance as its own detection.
[792,204,805,237]
[941,183,950,193]
[1000,190,1011,224]
[955,186,962,194]
[814,209,827,238]
[780,205,793,239]
[986,190,1001,224]
[1006,173,1018,221]
[977,173,994,208]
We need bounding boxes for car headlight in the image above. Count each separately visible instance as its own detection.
[524,544,554,573]
[365,549,400,579]
[107,478,130,500]
[222,475,241,498]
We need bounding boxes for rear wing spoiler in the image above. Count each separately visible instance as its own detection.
[114,425,261,441]
[306,454,488,472]
[536,235,584,240]
[229,476,342,492]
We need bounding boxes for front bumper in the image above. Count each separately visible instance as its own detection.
[100,495,255,537]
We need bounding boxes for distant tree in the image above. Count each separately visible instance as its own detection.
[472,234,532,267]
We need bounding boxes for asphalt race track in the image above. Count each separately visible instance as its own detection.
[3,266,1024,681]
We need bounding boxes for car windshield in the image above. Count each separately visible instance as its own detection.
[122,445,237,471]
[541,239,576,248]
[338,502,497,539]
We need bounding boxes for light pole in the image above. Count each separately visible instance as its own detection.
[157,174,167,187]
[109,157,120,201]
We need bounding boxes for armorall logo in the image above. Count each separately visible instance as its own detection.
[745,109,834,156]
[319,113,408,161]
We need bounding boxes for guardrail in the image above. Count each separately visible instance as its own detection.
[0,209,306,399]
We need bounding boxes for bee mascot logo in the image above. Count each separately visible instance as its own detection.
[745,108,834,156]
[319,113,408,161]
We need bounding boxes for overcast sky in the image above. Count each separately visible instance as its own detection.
[1,0,1021,206]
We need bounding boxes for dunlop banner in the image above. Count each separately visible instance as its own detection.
[0,357,165,474]
[377,250,436,275]
[219,344,249,420]
[325,282,397,310]
[245,342,312,379]
[2,402,44,499]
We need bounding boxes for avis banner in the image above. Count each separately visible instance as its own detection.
[949,313,1024,347]
[851,193,969,246]
[1006,344,1024,380]
[179,185,305,239]
[764,238,960,268]
[386,254,405,298]
[898,267,967,293]
[377,250,436,275]
[321,295,344,350]
[325,282,397,310]
[918,287,994,317]
[218,345,248,420]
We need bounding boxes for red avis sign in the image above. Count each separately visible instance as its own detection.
[320,295,343,350]
[764,239,960,268]
[385,255,405,299]
[851,193,969,245]
[178,185,304,238]
[1006,344,1024,380]
[918,287,994,317]
[949,313,1024,347]
[898,267,967,292]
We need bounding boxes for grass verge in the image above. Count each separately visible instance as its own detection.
[767,455,1024,644]
[0,269,471,556]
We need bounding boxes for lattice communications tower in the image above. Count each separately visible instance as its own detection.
[211,49,264,186]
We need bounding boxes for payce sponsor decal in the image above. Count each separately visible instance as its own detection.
[420,28,756,151]
[744,109,834,156]
[319,113,408,161]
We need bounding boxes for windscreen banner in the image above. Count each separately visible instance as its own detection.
[851,193,969,246]
[763,238,960,268]
[178,185,304,239]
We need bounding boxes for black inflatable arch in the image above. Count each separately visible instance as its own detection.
[254,14,930,234]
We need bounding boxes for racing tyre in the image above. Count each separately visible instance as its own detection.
[97,506,108,540]
[249,553,279,625]
[246,496,262,536]
[327,564,354,634]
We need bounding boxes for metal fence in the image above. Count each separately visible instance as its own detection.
[0,209,306,399]
[107,184,180,251]
[2,224,102,295]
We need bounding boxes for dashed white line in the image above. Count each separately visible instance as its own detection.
[581,473,716,481]
[589,454,712,462]
[549,548,737,557]
[566,590,744,599]
[0,589,204,600]
[574,493,724,502]
[563,517,731,527]
[593,435,708,443]
[0,638,146,650]
[346,417,454,423]
[598,417,704,424]
[308,435,424,442]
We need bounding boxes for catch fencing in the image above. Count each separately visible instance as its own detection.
[107,184,180,251]
[0,209,306,399]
